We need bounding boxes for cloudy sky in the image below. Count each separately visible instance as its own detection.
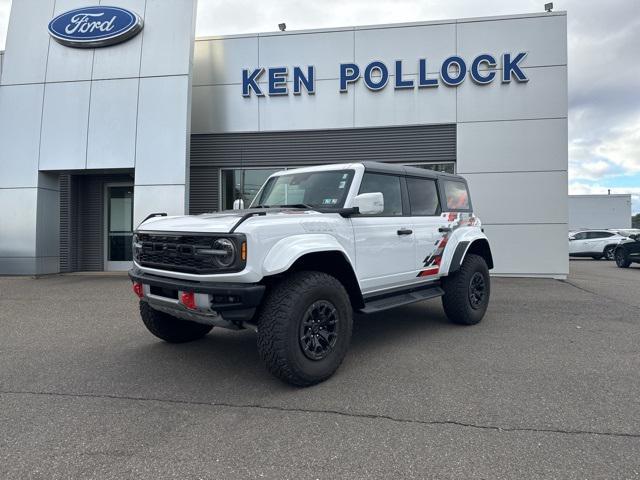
[1,0,638,213]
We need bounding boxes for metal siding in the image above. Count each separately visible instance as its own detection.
[59,173,133,272]
[189,124,456,214]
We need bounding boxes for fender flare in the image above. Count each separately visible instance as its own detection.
[261,234,354,277]
[443,233,493,275]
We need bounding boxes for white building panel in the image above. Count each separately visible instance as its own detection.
[259,79,354,131]
[135,75,190,185]
[191,84,260,133]
[355,23,455,75]
[484,223,568,277]
[87,78,138,169]
[0,188,38,257]
[569,195,632,230]
[92,0,146,80]
[133,185,186,227]
[457,65,567,122]
[259,30,354,81]
[45,0,95,83]
[464,171,567,225]
[354,75,457,127]
[0,0,54,85]
[140,0,196,77]
[0,84,45,188]
[457,119,567,174]
[193,37,259,86]
[457,14,567,68]
[39,81,91,171]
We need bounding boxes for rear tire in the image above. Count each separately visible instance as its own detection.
[615,248,631,268]
[442,254,490,325]
[603,246,616,260]
[140,301,213,343]
[257,271,353,387]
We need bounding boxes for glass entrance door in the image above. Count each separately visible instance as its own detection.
[104,184,134,271]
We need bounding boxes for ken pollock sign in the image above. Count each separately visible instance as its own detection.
[242,53,528,97]
[48,6,144,48]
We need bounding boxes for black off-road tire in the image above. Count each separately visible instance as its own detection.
[257,271,353,387]
[615,248,631,268]
[441,253,490,325]
[140,301,213,343]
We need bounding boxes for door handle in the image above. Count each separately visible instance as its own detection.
[438,227,451,233]
[397,229,413,235]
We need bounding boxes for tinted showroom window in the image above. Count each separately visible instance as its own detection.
[359,173,403,216]
[442,180,470,210]
[407,177,440,215]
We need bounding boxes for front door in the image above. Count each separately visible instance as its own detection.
[351,172,416,294]
[104,183,134,271]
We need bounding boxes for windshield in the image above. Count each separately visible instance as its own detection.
[252,170,355,209]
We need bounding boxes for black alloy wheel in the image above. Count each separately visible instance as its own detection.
[299,300,339,360]
[468,271,487,310]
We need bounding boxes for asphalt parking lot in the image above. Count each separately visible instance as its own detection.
[1,260,639,479]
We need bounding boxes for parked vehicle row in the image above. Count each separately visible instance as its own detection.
[568,228,640,268]
[568,230,628,260]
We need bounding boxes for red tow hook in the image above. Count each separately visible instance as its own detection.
[180,291,197,310]
[132,282,144,299]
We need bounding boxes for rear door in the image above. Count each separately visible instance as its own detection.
[406,176,448,278]
[351,172,415,293]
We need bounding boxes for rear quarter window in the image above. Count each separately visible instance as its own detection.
[442,180,470,211]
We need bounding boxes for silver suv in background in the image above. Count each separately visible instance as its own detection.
[568,230,629,260]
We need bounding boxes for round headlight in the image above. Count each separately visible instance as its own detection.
[213,238,236,268]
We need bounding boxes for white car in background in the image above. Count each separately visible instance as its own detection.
[569,230,629,260]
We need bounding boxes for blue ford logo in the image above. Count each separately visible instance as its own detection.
[48,6,143,48]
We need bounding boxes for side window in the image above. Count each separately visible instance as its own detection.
[573,232,587,240]
[586,232,609,239]
[359,173,403,216]
[406,177,440,215]
[442,180,470,210]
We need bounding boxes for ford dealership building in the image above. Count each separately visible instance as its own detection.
[0,1,568,277]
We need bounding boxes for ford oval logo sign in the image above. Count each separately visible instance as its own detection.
[48,6,143,48]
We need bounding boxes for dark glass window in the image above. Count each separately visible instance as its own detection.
[407,177,440,215]
[256,170,355,208]
[358,173,403,216]
[442,180,470,210]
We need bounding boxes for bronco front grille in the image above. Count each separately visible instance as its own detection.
[135,232,243,274]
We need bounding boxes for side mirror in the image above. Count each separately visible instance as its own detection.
[568,236,575,241]
[353,192,384,215]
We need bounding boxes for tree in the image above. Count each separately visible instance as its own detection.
[633,214,640,229]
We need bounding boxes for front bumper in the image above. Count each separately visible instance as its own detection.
[129,268,265,328]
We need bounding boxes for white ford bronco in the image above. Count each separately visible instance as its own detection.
[129,162,493,386]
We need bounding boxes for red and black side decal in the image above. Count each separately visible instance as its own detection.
[416,212,479,278]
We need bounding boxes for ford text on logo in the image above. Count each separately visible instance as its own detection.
[242,53,528,96]
[48,6,143,48]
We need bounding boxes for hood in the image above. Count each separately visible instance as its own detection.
[136,208,318,234]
